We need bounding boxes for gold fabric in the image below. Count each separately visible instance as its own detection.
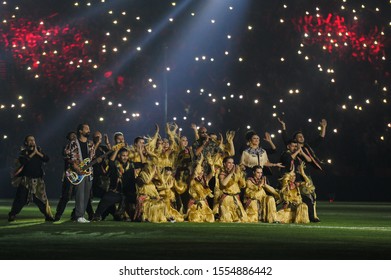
[219,194,248,223]
[244,179,279,223]
[276,203,309,224]
[136,166,167,222]
[276,173,309,224]
[187,200,214,223]
[218,171,248,222]
[298,165,319,220]
[157,172,184,222]
[186,178,214,223]
[143,198,167,223]
[20,177,53,218]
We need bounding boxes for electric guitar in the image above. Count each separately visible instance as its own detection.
[66,143,125,185]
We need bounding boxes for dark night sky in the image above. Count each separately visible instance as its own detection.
[0,0,390,201]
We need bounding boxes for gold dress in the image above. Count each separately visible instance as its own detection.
[244,178,280,223]
[155,149,176,170]
[173,147,192,214]
[156,173,184,222]
[276,174,309,224]
[298,163,320,221]
[146,123,178,171]
[186,176,215,223]
[135,165,167,223]
[218,170,248,223]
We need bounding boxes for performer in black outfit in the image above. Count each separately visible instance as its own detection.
[278,118,327,222]
[91,131,111,198]
[91,130,121,220]
[279,139,313,176]
[8,135,54,222]
[92,147,143,221]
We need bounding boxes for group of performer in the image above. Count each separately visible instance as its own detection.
[8,118,327,224]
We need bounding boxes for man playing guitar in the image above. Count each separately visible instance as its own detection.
[64,124,95,223]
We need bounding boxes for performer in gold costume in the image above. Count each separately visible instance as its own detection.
[297,162,320,222]
[209,130,236,218]
[244,166,280,223]
[218,156,248,223]
[150,123,179,170]
[156,167,184,222]
[134,163,166,223]
[276,163,310,224]
[186,154,215,223]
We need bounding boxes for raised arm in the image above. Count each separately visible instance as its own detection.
[225,130,235,156]
[205,153,216,183]
[264,132,276,151]
[166,122,179,153]
[319,119,327,138]
[104,134,111,150]
[191,123,199,141]
[278,117,289,145]
[278,117,286,130]
[145,124,160,154]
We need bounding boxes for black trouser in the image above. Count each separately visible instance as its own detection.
[177,192,189,214]
[101,204,117,220]
[94,191,124,219]
[55,179,94,220]
[302,194,316,221]
[9,185,51,219]
[124,194,137,221]
[207,176,216,209]
[92,175,116,220]
[92,175,110,198]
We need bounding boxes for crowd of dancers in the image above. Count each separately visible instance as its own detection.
[8,118,327,224]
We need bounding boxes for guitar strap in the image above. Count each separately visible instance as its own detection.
[76,139,93,180]
[75,139,83,163]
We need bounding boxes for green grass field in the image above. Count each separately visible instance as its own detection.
[0,200,390,260]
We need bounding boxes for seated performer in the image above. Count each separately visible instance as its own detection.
[218,156,248,223]
[278,117,326,222]
[244,166,280,223]
[92,147,141,221]
[186,154,215,223]
[155,167,184,222]
[209,130,236,220]
[297,162,320,223]
[276,164,310,224]
[134,163,167,223]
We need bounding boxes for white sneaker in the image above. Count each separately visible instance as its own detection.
[77,217,90,223]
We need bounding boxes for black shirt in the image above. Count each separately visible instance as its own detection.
[79,140,89,160]
[108,160,143,201]
[93,145,110,177]
[19,149,49,178]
